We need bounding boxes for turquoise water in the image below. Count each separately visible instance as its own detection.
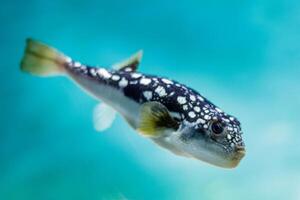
[1,0,300,199]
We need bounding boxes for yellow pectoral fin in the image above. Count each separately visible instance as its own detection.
[137,102,179,137]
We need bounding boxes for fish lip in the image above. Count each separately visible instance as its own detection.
[236,148,246,155]
[235,145,246,156]
[227,148,246,168]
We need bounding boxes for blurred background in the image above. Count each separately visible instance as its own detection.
[1,0,300,199]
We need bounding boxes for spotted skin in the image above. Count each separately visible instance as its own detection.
[20,38,245,168]
[66,61,244,149]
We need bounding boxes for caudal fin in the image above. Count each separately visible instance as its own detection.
[20,38,70,77]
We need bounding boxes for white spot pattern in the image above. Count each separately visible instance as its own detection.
[74,62,81,67]
[197,118,206,124]
[190,95,196,101]
[194,106,200,112]
[143,91,152,100]
[227,134,232,140]
[112,75,120,81]
[188,111,196,118]
[216,108,223,113]
[119,78,128,88]
[155,86,167,97]
[183,105,188,110]
[97,68,111,79]
[197,96,204,101]
[204,115,211,120]
[131,73,142,78]
[130,80,138,84]
[65,57,72,63]
[140,78,151,85]
[162,78,173,84]
[177,96,187,104]
[124,68,132,72]
[90,68,97,76]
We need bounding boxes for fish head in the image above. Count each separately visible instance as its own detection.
[178,108,245,168]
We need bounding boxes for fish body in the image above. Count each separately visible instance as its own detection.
[21,39,245,168]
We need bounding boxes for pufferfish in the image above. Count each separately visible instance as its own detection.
[20,38,245,168]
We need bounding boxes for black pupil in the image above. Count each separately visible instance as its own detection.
[211,122,224,134]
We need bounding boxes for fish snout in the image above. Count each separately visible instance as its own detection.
[225,144,246,168]
[235,145,246,155]
[232,144,246,162]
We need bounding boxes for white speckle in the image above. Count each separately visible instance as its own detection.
[204,109,209,114]
[190,95,196,101]
[229,117,235,121]
[97,68,111,79]
[227,134,232,140]
[169,92,175,96]
[194,106,201,112]
[131,73,142,78]
[65,56,72,63]
[204,115,211,120]
[162,78,173,84]
[152,78,159,82]
[81,67,88,74]
[182,86,188,90]
[230,143,235,148]
[228,127,233,131]
[175,84,181,87]
[140,78,151,85]
[90,68,97,76]
[188,111,196,118]
[183,105,188,110]
[197,118,206,124]
[74,62,81,67]
[124,67,132,72]
[197,96,204,101]
[155,86,167,97]
[177,96,187,104]
[112,75,120,81]
[223,118,230,123]
[130,80,138,84]
[203,124,208,129]
[119,78,128,88]
[216,108,223,113]
[143,91,152,100]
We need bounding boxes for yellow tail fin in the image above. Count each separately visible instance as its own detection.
[20,38,70,77]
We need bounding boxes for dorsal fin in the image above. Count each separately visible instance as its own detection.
[112,50,143,72]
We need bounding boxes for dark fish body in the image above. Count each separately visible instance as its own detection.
[21,39,245,168]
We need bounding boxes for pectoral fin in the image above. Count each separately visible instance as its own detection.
[137,102,179,137]
[93,103,116,132]
[112,50,143,72]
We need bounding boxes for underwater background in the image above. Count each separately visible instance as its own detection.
[1,0,300,199]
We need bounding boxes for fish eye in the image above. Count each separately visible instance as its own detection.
[211,121,224,135]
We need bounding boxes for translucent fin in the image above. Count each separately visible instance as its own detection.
[93,103,117,132]
[112,50,143,72]
[137,102,179,137]
[20,38,70,77]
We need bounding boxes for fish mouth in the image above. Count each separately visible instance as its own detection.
[226,146,246,168]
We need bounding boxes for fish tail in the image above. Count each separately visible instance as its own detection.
[20,38,70,77]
